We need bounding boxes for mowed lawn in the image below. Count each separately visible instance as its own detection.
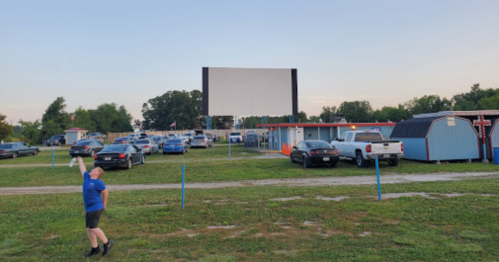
[1,146,499,187]
[1,179,499,261]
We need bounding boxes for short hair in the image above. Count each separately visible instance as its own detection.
[95,167,104,179]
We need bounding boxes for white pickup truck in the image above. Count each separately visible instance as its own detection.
[330,131,404,167]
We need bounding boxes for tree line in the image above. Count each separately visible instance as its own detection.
[1,83,498,143]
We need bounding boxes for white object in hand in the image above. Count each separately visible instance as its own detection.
[69,157,76,167]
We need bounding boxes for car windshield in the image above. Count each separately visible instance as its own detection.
[100,145,127,152]
[193,136,205,139]
[306,141,332,148]
[167,139,182,144]
[76,141,92,146]
[50,135,61,139]
[89,133,98,136]
[168,134,175,137]
[0,144,12,149]
[230,132,241,136]
[135,140,149,144]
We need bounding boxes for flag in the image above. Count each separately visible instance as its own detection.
[71,113,75,121]
[170,121,176,127]
[139,122,142,130]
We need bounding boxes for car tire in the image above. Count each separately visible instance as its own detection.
[356,151,369,168]
[330,162,338,168]
[12,152,18,159]
[302,156,310,168]
[90,150,95,157]
[388,158,399,166]
[290,156,296,163]
[141,155,146,164]
[182,149,186,154]
[127,158,132,169]
[163,152,167,155]
[33,150,38,156]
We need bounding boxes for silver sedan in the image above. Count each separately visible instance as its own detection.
[133,139,159,154]
[190,135,212,148]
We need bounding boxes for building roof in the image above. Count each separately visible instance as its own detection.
[414,110,499,118]
[390,117,440,138]
[256,123,396,128]
[64,128,88,132]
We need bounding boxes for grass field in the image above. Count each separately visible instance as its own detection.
[1,147,499,261]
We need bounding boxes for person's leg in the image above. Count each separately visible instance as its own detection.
[86,228,99,248]
[89,228,108,244]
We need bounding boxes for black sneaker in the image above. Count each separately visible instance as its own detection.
[102,240,114,256]
[85,246,101,257]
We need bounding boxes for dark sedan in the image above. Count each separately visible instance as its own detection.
[48,134,66,146]
[113,136,135,145]
[0,142,40,159]
[290,140,339,168]
[69,139,105,157]
[94,144,145,169]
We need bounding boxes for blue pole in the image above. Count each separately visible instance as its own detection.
[213,137,215,152]
[182,164,185,210]
[229,137,231,166]
[52,149,54,170]
[375,156,382,201]
[140,147,143,167]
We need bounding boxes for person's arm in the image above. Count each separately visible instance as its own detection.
[77,156,86,177]
[101,189,108,210]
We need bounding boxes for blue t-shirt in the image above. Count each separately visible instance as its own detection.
[82,171,106,212]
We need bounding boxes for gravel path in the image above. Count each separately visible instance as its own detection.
[1,172,497,196]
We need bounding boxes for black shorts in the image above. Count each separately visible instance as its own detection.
[85,209,103,229]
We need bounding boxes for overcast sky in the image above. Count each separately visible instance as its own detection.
[1,0,498,125]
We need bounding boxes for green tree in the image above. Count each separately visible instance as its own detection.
[213,116,234,129]
[19,119,42,144]
[319,106,337,123]
[452,83,498,110]
[41,97,71,138]
[89,103,133,133]
[0,114,14,141]
[479,92,499,110]
[405,95,452,116]
[337,101,373,122]
[72,107,93,131]
[372,105,410,122]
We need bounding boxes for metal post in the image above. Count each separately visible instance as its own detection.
[140,148,143,167]
[52,149,54,170]
[182,164,185,210]
[229,137,231,166]
[375,157,382,201]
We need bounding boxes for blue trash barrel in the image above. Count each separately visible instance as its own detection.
[494,148,499,165]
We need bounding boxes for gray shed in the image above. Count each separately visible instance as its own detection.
[391,116,480,162]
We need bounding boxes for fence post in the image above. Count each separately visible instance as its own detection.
[376,157,382,201]
[182,164,185,210]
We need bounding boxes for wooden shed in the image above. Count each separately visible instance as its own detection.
[65,128,88,145]
[391,116,480,162]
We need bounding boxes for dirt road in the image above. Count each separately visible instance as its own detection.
[1,172,497,196]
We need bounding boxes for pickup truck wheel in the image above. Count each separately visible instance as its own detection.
[141,155,146,164]
[90,150,95,157]
[12,152,18,159]
[302,157,310,168]
[388,158,399,166]
[290,156,296,163]
[356,151,368,168]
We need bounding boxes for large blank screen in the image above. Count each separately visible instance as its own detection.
[203,67,298,116]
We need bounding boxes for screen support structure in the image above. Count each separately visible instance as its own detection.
[289,115,294,124]
[206,116,212,130]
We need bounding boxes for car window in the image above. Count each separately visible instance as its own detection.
[306,141,331,148]
[76,141,92,146]
[355,132,383,141]
[101,145,127,152]
[296,142,304,149]
[346,133,353,142]
[134,139,149,144]
[230,132,241,136]
[0,144,12,149]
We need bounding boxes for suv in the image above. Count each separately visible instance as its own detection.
[49,134,66,146]
[229,132,243,143]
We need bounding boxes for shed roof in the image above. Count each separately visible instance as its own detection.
[414,110,499,118]
[390,117,440,138]
[65,128,88,132]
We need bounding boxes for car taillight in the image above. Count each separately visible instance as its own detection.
[332,150,338,154]
[366,145,371,153]
[203,140,206,142]
[122,140,126,144]
[73,142,76,146]
[143,145,149,148]
[119,153,125,159]
[401,143,403,152]
[310,151,315,155]
[94,154,97,160]
[84,146,89,149]
[2,150,5,154]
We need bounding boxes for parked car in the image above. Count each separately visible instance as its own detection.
[152,135,167,148]
[0,142,39,159]
[94,144,145,169]
[167,133,180,139]
[191,135,212,148]
[179,135,191,145]
[290,140,339,168]
[48,134,66,146]
[229,132,243,143]
[244,133,261,147]
[87,132,106,141]
[113,136,135,145]
[69,139,105,157]
[330,131,403,167]
[133,139,159,154]
[163,139,189,154]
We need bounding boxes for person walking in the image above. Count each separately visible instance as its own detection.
[77,156,114,257]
